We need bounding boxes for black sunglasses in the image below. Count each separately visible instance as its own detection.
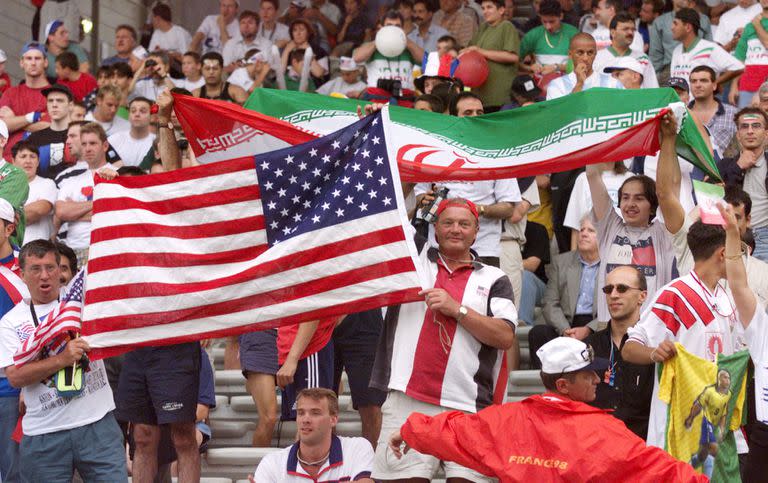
[602,284,642,295]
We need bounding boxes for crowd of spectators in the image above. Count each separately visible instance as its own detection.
[0,0,767,481]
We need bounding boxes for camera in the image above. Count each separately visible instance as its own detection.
[177,139,189,151]
[417,186,449,224]
[377,78,402,98]
[145,59,157,68]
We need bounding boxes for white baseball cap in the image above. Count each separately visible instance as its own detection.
[536,338,609,375]
[0,199,15,224]
[339,57,359,72]
[0,120,8,140]
[603,56,645,77]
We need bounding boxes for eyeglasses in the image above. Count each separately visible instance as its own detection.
[738,122,765,131]
[601,283,642,294]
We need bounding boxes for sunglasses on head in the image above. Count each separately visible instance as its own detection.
[602,284,641,294]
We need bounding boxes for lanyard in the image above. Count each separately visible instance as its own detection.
[29,302,40,328]
[606,342,616,387]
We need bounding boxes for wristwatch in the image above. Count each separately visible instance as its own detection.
[157,120,173,130]
[479,205,486,217]
[457,305,469,323]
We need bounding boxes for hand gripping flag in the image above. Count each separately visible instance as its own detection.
[13,270,85,366]
[80,109,425,360]
[177,87,719,181]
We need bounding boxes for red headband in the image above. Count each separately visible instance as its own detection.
[436,198,479,220]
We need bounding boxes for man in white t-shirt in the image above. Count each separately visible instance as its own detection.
[254,388,374,482]
[719,202,768,480]
[222,10,274,72]
[714,0,762,51]
[0,240,125,480]
[108,97,155,168]
[546,33,623,100]
[55,122,116,265]
[129,52,177,102]
[585,0,645,52]
[258,0,291,50]
[593,13,658,88]
[190,0,240,55]
[84,85,129,137]
[669,8,743,87]
[11,142,57,244]
[148,4,192,62]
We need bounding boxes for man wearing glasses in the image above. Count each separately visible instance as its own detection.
[584,265,654,439]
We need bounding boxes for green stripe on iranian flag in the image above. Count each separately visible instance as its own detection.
[243,87,719,181]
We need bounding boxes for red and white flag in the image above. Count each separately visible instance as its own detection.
[81,110,425,360]
[13,270,85,367]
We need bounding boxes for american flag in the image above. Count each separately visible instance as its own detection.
[14,269,85,366]
[81,110,424,360]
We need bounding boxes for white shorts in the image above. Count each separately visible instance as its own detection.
[372,390,497,482]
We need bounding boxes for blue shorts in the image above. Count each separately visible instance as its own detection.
[281,339,334,421]
[20,411,126,482]
[239,329,278,376]
[333,310,387,409]
[116,342,201,425]
[700,416,717,445]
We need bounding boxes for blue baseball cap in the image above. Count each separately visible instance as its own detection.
[20,42,45,57]
[45,20,65,39]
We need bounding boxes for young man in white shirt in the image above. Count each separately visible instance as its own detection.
[55,122,116,266]
[1,240,125,480]
[258,0,291,50]
[108,97,155,168]
[593,13,658,88]
[669,8,743,87]
[254,388,374,481]
[173,52,205,92]
[84,85,129,137]
[222,10,274,72]
[190,0,240,55]
[546,33,623,100]
[148,4,192,63]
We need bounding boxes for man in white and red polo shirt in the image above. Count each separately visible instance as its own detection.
[370,197,518,482]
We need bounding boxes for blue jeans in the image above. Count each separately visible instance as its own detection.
[753,226,768,263]
[0,395,19,482]
[20,411,126,482]
[739,90,757,109]
[518,271,547,326]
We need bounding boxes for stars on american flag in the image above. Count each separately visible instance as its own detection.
[255,113,398,245]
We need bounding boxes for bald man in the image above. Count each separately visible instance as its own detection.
[546,33,623,99]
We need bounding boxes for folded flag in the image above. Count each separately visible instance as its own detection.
[81,109,424,360]
[13,270,85,367]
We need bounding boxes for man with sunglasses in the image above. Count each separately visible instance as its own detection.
[585,266,654,439]
[622,112,743,451]
[386,337,707,481]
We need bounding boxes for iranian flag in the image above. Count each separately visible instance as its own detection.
[173,88,719,181]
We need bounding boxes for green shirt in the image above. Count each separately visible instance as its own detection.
[520,23,578,67]
[469,20,520,107]
[0,161,30,246]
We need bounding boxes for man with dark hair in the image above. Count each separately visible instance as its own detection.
[546,32,622,99]
[413,93,445,112]
[586,0,644,51]
[448,90,484,116]
[222,10,273,73]
[253,388,374,481]
[258,0,291,50]
[173,51,205,92]
[26,84,72,179]
[689,66,737,158]
[623,110,743,452]
[0,239,125,480]
[670,8,743,86]
[108,97,155,167]
[585,265,654,438]
[148,4,192,63]
[54,52,97,103]
[717,107,768,262]
[102,24,142,71]
[519,0,579,77]
[388,336,707,481]
[649,0,713,81]
[55,241,77,284]
[637,0,662,52]
[593,12,658,88]
[190,0,240,55]
[409,0,451,52]
[192,52,248,103]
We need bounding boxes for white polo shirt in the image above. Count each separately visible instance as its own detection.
[253,436,374,482]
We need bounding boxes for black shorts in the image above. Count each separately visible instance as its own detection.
[333,310,386,409]
[281,340,334,421]
[115,342,201,425]
[239,329,278,376]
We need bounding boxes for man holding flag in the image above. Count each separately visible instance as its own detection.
[0,240,124,481]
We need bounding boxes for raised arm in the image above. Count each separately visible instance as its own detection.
[718,203,756,326]
[655,111,685,234]
[585,163,612,221]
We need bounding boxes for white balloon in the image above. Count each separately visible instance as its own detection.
[375,26,407,58]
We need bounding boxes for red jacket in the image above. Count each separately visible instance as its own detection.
[401,393,708,483]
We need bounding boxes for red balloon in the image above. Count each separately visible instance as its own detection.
[455,51,489,88]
